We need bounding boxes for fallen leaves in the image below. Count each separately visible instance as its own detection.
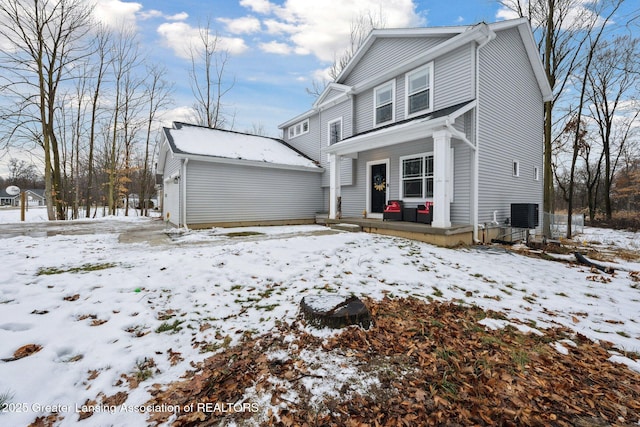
[2,344,43,362]
[144,297,640,426]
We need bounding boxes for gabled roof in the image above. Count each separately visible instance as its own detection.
[312,83,352,108]
[160,122,321,172]
[335,17,551,101]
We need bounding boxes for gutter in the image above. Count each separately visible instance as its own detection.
[473,29,496,243]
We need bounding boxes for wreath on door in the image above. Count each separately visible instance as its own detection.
[373,174,386,191]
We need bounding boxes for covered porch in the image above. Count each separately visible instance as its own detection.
[325,101,478,236]
[317,215,473,247]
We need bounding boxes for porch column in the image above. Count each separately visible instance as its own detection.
[432,129,451,228]
[329,153,342,219]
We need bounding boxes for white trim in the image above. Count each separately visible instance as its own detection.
[405,63,434,119]
[337,23,493,87]
[329,153,342,219]
[398,152,434,203]
[288,118,310,139]
[373,79,395,127]
[327,117,343,162]
[171,152,323,173]
[279,109,315,129]
[366,159,390,219]
[326,115,449,157]
[432,130,452,228]
[450,146,455,201]
[313,83,353,109]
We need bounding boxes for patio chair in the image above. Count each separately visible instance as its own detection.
[383,200,403,221]
[417,202,433,224]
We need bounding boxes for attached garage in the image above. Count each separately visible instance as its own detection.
[157,122,324,228]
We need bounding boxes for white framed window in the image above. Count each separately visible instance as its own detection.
[374,80,395,126]
[534,166,540,181]
[288,118,309,139]
[400,153,434,200]
[328,117,342,146]
[405,63,433,117]
[513,160,520,177]
[327,117,342,162]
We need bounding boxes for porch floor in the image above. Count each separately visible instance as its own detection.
[316,216,473,247]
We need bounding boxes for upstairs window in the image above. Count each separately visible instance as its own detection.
[374,81,394,126]
[406,63,433,116]
[328,118,342,145]
[288,118,309,139]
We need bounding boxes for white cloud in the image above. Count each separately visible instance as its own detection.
[157,22,249,59]
[259,40,293,55]
[167,12,189,21]
[240,0,274,15]
[243,0,425,62]
[495,6,519,21]
[218,16,261,34]
[92,0,142,29]
[158,106,196,128]
[138,9,188,21]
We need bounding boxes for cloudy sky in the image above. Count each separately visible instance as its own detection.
[1,0,636,177]
[89,0,511,135]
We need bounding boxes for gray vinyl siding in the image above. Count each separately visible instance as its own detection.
[284,114,320,161]
[185,161,322,224]
[343,36,449,86]
[433,44,474,110]
[354,90,374,135]
[320,100,354,187]
[352,43,474,136]
[324,88,346,100]
[477,27,544,225]
[451,140,472,224]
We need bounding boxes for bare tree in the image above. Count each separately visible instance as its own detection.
[497,0,599,236]
[85,25,113,218]
[307,9,387,98]
[0,0,93,220]
[140,64,173,216]
[7,158,40,188]
[107,28,141,215]
[586,35,640,219]
[564,0,624,237]
[189,19,235,129]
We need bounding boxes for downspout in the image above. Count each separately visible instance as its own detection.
[181,158,189,230]
[473,30,495,243]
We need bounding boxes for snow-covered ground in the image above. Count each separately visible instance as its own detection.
[0,211,639,426]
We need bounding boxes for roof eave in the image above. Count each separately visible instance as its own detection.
[170,151,323,173]
[278,109,316,129]
[325,116,450,157]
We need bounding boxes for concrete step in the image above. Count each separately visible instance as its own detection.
[330,223,362,232]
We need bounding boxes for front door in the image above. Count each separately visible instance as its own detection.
[370,163,387,214]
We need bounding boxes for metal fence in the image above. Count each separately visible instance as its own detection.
[545,212,585,238]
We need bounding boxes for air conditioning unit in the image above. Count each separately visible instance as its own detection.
[510,203,539,229]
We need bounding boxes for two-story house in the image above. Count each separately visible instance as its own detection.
[158,17,551,245]
[279,17,552,243]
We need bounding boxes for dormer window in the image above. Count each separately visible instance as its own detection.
[374,80,395,126]
[406,63,433,117]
